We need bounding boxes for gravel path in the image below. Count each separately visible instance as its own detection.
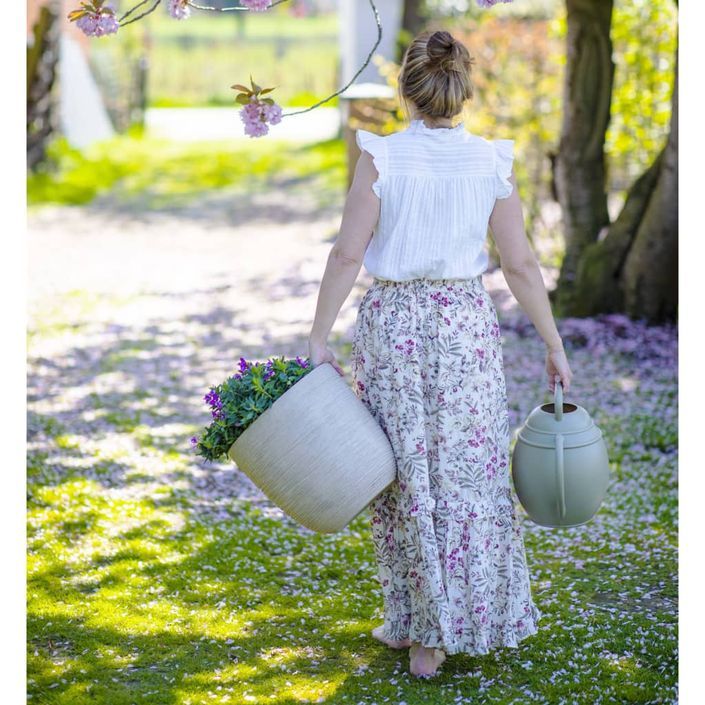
[26,184,534,522]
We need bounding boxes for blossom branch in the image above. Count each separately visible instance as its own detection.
[120,0,162,27]
[186,0,291,12]
[118,0,155,22]
[67,0,504,136]
[282,0,382,118]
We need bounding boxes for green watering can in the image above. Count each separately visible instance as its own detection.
[510,379,611,527]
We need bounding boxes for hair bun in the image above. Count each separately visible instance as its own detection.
[427,30,460,73]
[397,29,475,118]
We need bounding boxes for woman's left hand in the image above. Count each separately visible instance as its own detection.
[308,339,345,376]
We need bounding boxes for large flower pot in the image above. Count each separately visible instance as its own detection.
[228,361,397,533]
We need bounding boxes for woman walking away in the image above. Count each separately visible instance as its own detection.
[307,29,573,678]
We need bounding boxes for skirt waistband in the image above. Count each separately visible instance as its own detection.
[372,276,483,287]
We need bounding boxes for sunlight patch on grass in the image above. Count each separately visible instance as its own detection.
[28,133,346,208]
[27,291,678,704]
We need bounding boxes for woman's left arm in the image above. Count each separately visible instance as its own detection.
[307,149,381,374]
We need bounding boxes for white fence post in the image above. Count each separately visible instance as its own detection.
[339,0,403,86]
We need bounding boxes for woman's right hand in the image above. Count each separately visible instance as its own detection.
[545,345,573,393]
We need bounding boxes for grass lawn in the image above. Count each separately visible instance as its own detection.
[26,310,678,703]
[27,133,677,704]
[90,8,341,108]
[27,131,346,208]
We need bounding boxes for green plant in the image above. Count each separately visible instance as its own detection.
[193,355,312,462]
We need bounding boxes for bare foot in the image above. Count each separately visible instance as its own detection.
[371,625,412,649]
[409,642,446,678]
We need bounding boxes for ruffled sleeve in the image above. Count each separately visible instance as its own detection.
[493,138,515,200]
[355,128,386,199]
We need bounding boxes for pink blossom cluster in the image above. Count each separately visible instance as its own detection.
[239,99,283,137]
[504,311,677,364]
[241,0,273,11]
[168,0,191,20]
[75,3,119,37]
[289,0,308,17]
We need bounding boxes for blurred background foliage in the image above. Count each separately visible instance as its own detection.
[30,0,677,264]
[27,130,345,208]
[89,5,340,109]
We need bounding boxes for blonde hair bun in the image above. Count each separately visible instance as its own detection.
[398,30,475,121]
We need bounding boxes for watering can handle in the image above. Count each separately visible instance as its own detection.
[555,432,567,519]
[554,376,563,422]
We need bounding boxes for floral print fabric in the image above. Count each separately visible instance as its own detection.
[350,276,542,656]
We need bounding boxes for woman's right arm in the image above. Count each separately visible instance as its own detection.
[488,169,574,392]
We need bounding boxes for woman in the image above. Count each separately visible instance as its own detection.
[307,29,573,678]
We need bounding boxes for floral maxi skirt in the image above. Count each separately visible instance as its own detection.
[350,276,542,656]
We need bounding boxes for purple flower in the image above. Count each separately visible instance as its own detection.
[262,101,282,125]
[239,98,283,138]
[238,357,249,373]
[295,355,309,368]
[74,4,120,37]
[204,389,220,407]
[168,0,191,20]
[190,436,198,447]
[204,388,223,419]
[242,0,273,11]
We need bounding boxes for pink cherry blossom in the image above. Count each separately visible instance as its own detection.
[74,3,119,37]
[241,0,273,11]
[239,99,282,138]
[168,0,191,20]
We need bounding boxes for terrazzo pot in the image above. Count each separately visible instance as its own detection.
[511,380,611,527]
[228,361,397,533]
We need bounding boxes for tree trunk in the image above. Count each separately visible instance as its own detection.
[396,0,427,63]
[620,49,678,322]
[552,0,615,313]
[569,44,678,323]
[27,1,60,171]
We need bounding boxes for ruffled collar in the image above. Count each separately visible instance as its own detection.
[410,118,468,138]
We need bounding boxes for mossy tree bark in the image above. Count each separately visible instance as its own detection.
[553,0,678,323]
[396,0,427,63]
[27,0,60,171]
[552,0,615,314]
[570,49,678,323]
[620,48,677,323]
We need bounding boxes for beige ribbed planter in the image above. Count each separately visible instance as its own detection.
[227,361,397,533]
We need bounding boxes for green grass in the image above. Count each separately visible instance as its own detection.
[91,10,341,108]
[26,448,678,704]
[142,9,339,42]
[27,329,678,703]
[27,131,346,208]
[144,38,339,108]
[27,117,677,701]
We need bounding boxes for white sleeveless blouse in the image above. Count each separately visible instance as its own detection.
[355,118,515,281]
